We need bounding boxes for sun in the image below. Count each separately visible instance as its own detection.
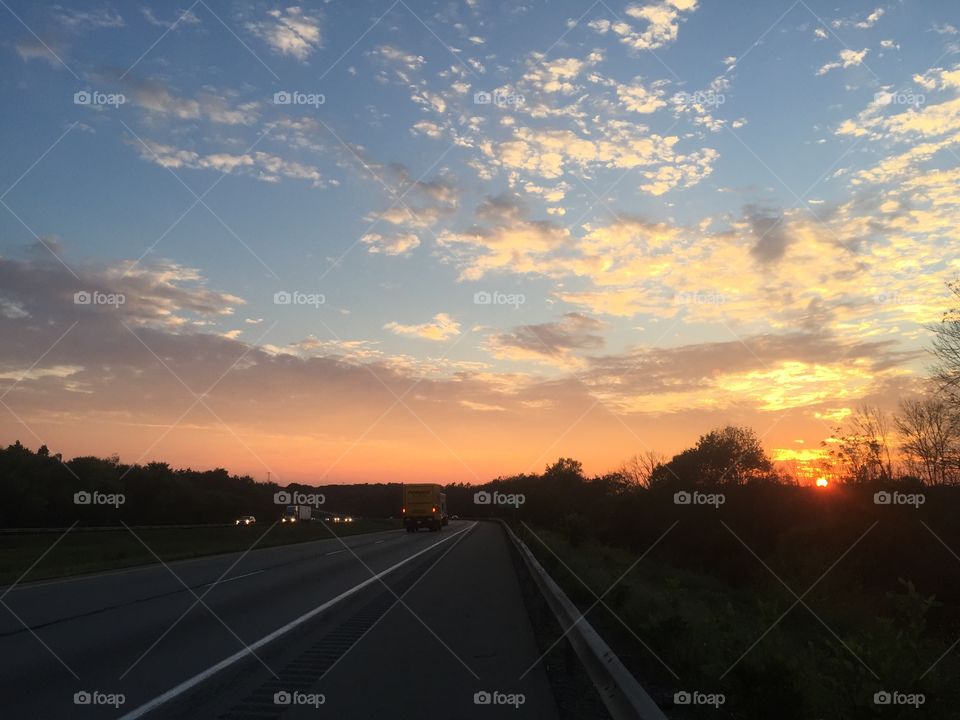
[815,477,829,488]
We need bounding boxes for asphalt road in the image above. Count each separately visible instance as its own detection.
[0,521,562,719]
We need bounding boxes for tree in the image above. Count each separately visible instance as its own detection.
[895,397,960,486]
[825,405,894,483]
[619,450,666,488]
[932,278,960,407]
[651,425,773,487]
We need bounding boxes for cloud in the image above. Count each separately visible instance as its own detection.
[373,45,426,73]
[15,37,68,68]
[438,219,571,281]
[384,313,461,341]
[131,139,324,186]
[126,79,259,125]
[487,313,605,367]
[817,48,869,75]
[247,6,321,61]
[590,0,697,51]
[744,205,793,263]
[583,331,918,413]
[361,232,421,256]
[141,7,201,29]
[53,8,125,30]
[855,7,885,29]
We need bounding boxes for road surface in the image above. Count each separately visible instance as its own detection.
[0,521,564,718]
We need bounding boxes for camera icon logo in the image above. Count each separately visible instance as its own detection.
[473,690,492,705]
[473,491,491,505]
[874,691,892,705]
[74,91,92,105]
[474,290,492,305]
[274,491,291,504]
[273,91,292,105]
[274,691,291,705]
[673,690,692,705]
[473,91,492,105]
[74,491,92,505]
[274,291,292,305]
[874,491,891,505]
[74,291,92,304]
[673,491,691,505]
[74,691,92,705]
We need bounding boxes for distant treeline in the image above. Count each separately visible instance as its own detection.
[0,441,407,527]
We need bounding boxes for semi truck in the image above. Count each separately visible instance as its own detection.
[402,484,447,532]
[281,504,312,524]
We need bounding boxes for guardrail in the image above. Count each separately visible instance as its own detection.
[500,520,669,720]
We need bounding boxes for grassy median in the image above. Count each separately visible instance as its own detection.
[0,518,401,586]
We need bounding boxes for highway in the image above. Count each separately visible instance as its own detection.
[0,521,565,718]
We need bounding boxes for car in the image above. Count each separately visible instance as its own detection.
[235,515,256,526]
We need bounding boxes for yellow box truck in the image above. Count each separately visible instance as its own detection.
[402,484,448,532]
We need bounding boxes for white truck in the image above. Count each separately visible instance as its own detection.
[281,505,312,524]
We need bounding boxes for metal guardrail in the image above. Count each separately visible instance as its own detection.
[501,520,669,720]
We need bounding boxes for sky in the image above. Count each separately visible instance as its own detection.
[0,0,958,484]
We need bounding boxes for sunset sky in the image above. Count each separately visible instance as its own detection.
[1,0,958,484]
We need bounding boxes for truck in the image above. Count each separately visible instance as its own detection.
[402,484,447,532]
[281,504,312,524]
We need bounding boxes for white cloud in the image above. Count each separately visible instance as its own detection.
[384,313,460,341]
[247,6,322,61]
[817,48,868,75]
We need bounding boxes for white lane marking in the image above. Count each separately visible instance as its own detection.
[200,570,263,588]
[374,540,384,544]
[118,523,477,720]
[324,550,345,556]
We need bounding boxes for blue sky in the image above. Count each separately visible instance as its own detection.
[1,0,959,482]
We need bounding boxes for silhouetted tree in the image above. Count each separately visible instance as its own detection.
[651,425,773,487]
[896,397,960,485]
[932,278,960,407]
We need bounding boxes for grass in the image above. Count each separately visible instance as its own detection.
[0,518,401,586]
[517,525,960,720]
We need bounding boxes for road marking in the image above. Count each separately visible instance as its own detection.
[324,550,345,556]
[374,540,384,544]
[117,522,477,720]
[201,570,263,587]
